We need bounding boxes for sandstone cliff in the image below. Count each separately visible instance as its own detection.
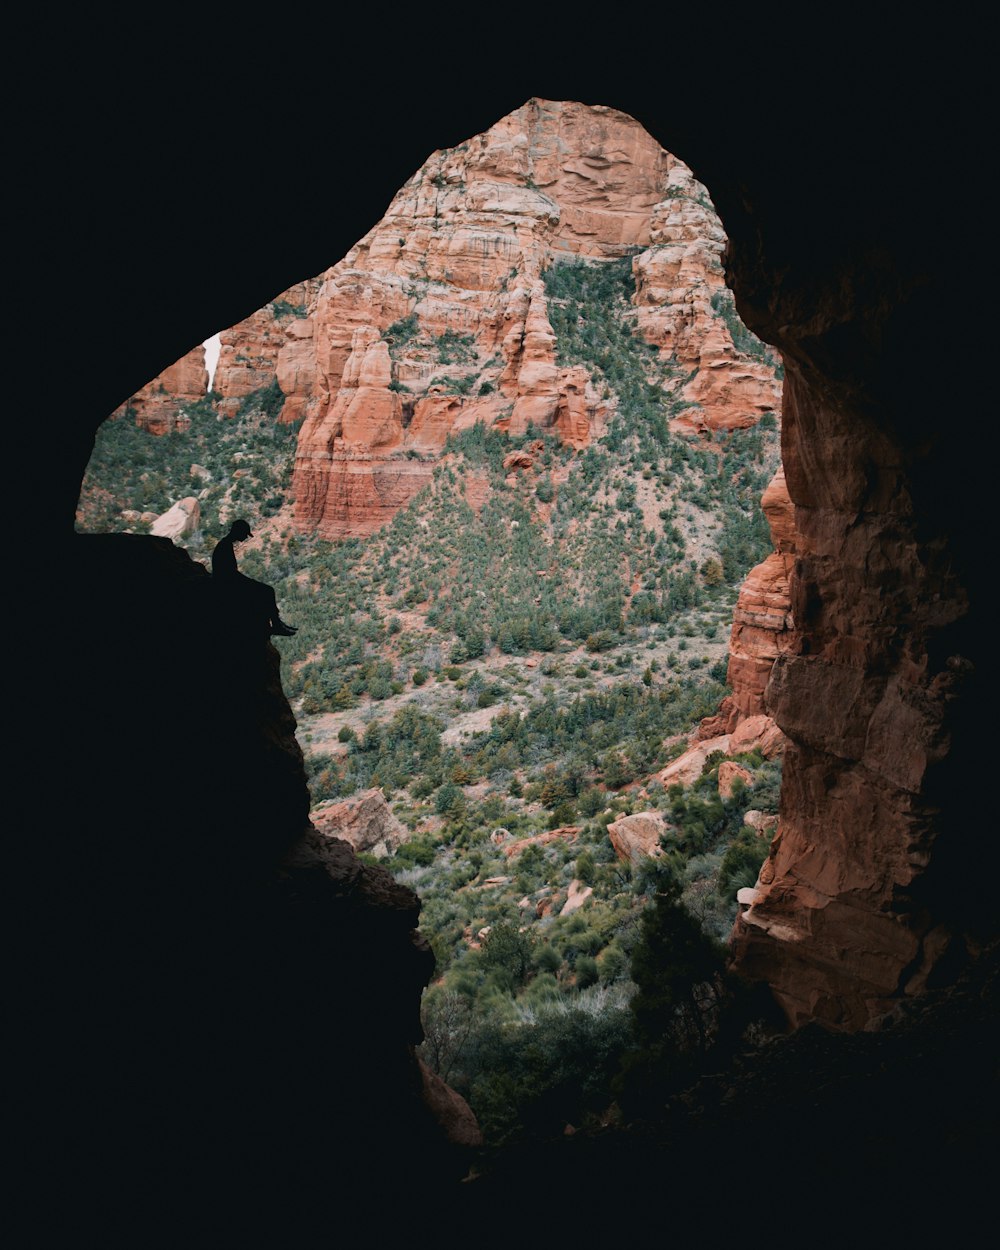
[721,278,981,1032]
[632,168,781,434]
[113,343,208,434]
[111,101,781,542]
[213,278,322,419]
[288,100,781,538]
[696,463,796,750]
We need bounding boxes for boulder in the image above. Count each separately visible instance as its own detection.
[311,788,407,859]
[150,496,200,539]
[718,761,753,799]
[607,811,666,864]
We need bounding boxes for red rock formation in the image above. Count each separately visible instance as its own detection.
[213,279,322,420]
[632,167,781,433]
[311,786,407,858]
[285,99,775,537]
[119,101,778,540]
[114,343,208,434]
[718,761,753,799]
[692,464,796,762]
[727,346,976,1030]
[607,812,667,864]
[632,168,780,435]
[289,101,669,536]
[727,466,797,726]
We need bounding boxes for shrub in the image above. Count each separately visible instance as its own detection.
[575,956,600,989]
[481,921,533,986]
[533,944,562,974]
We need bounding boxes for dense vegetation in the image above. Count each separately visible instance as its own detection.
[78,384,299,537]
[77,246,783,1148]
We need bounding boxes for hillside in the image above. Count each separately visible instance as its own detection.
[76,99,786,1144]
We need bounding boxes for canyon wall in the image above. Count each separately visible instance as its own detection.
[125,100,779,538]
[212,278,323,419]
[288,99,780,538]
[724,286,979,1030]
[112,343,208,434]
[85,96,980,1037]
[111,101,781,541]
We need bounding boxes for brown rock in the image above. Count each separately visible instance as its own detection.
[417,1059,483,1149]
[559,879,594,916]
[114,344,208,435]
[311,788,406,859]
[718,761,753,799]
[503,449,535,471]
[656,735,730,788]
[744,809,778,837]
[606,812,666,864]
[150,496,200,539]
[730,714,785,759]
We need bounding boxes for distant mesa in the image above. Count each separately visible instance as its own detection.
[120,98,781,539]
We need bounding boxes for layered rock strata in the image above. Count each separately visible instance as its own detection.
[725,297,980,1030]
[288,102,781,537]
[696,464,796,750]
[289,100,673,536]
[114,101,781,540]
[631,168,781,433]
[127,99,767,538]
[114,343,208,434]
[212,279,322,419]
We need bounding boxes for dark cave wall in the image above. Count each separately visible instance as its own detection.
[15,28,988,1194]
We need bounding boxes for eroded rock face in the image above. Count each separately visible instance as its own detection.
[727,465,797,729]
[725,281,980,1031]
[607,812,667,863]
[290,100,669,537]
[632,168,781,434]
[311,787,407,859]
[693,464,795,771]
[284,99,779,537]
[113,343,208,434]
[212,279,322,420]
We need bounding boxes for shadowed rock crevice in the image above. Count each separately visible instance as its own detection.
[21,534,466,1238]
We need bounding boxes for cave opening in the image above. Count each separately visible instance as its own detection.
[23,38,993,1235]
[74,97,799,1150]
